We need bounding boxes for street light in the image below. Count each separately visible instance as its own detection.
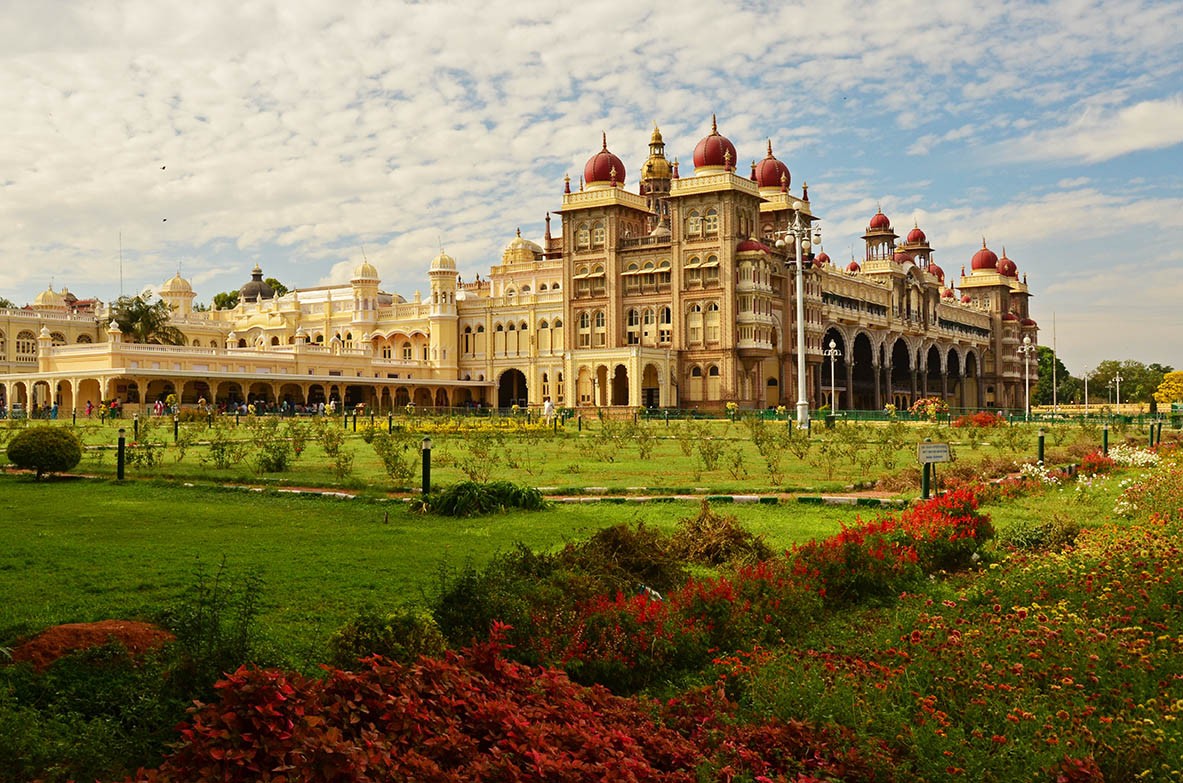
[775,205,819,430]
[822,339,842,413]
[1114,373,1124,413]
[1017,335,1036,421]
[1083,367,1090,417]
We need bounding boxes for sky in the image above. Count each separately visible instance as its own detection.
[2,0,1181,375]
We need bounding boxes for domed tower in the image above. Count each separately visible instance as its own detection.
[901,220,937,274]
[159,271,196,317]
[584,132,627,190]
[240,265,275,303]
[32,286,67,313]
[862,206,897,262]
[639,124,672,230]
[428,250,459,373]
[753,140,791,195]
[351,257,380,328]
[693,115,738,174]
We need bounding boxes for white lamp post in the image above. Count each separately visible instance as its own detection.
[775,207,818,429]
[1017,335,1036,421]
[1083,368,1090,417]
[1114,373,1123,413]
[822,339,842,413]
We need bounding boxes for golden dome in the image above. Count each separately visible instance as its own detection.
[501,229,543,265]
[352,259,379,281]
[430,251,457,272]
[160,272,193,294]
[33,286,66,310]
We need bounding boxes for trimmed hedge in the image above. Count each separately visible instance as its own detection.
[6,427,82,479]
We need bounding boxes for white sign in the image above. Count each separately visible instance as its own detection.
[917,442,952,464]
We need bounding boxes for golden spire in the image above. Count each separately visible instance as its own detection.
[601,130,607,150]
[711,114,718,134]
[767,139,773,157]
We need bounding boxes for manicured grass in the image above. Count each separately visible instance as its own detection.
[1,415,1124,495]
[0,474,861,665]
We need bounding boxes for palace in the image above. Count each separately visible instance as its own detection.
[0,117,1038,416]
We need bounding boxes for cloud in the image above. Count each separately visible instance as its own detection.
[1002,95,1183,163]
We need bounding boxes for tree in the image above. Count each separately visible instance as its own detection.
[212,290,240,310]
[1154,371,1183,406]
[1089,360,1165,405]
[0,296,17,309]
[110,294,185,345]
[7,427,82,479]
[1032,347,1071,406]
[264,277,289,297]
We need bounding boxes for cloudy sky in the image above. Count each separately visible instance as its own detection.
[2,0,1181,373]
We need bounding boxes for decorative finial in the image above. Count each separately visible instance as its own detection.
[564,173,571,194]
[711,114,718,134]
[750,161,757,180]
[723,149,732,171]
[780,171,788,192]
[545,212,552,240]
[672,158,679,179]
[802,182,809,201]
[1002,245,1007,257]
[767,139,773,157]
[516,227,521,237]
[982,237,987,248]
[601,131,607,151]
[610,166,618,186]
[579,175,584,192]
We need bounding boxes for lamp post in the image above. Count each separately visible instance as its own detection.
[1114,373,1123,413]
[1017,335,1036,421]
[822,339,842,413]
[1083,368,1090,417]
[421,436,433,496]
[775,206,818,429]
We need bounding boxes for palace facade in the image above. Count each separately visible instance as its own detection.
[1,117,1038,416]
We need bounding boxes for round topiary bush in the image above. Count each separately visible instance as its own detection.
[6,426,83,479]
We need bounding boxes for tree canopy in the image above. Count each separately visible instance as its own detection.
[0,296,17,309]
[212,291,240,310]
[1154,371,1183,406]
[109,295,186,345]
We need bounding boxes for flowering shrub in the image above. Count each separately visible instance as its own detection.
[1079,449,1115,474]
[128,629,891,782]
[952,411,1007,428]
[1107,443,1159,468]
[1018,460,1062,486]
[517,489,993,691]
[908,396,949,420]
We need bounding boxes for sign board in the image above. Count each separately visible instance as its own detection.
[917,442,952,464]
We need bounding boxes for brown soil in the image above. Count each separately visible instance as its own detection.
[9,620,175,671]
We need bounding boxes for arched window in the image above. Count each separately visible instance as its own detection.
[15,330,36,362]
[704,209,719,235]
[50,332,66,346]
[705,301,721,343]
[539,320,549,330]
[687,303,704,344]
[577,223,591,250]
[579,312,591,329]
[553,318,563,328]
[594,311,606,328]
[507,323,516,331]
[626,308,641,345]
[578,311,592,347]
[496,323,505,332]
[592,221,606,248]
[477,325,485,333]
[520,321,528,331]
[77,334,94,344]
[593,310,607,347]
[708,365,720,377]
[686,210,702,236]
[690,366,703,378]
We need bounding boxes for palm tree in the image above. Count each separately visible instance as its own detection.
[109,295,186,345]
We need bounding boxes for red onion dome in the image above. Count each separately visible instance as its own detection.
[1021,317,1037,327]
[997,250,1018,278]
[907,223,927,243]
[942,287,955,299]
[1002,312,1019,322]
[869,208,891,230]
[928,263,945,282]
[814,250,831,266]
[736,238,772,253]
[753,140,791,190]
[846,260,862,273]
[971,240,998,271]
[893,249,912,264]
[960,293,972,304]
[583,132,626,187]
[693,115,738,172]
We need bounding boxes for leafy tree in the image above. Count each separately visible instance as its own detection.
[110,294,185,345]
[7,427,82,479]
[0,296,17,309]
[212,291,240,310]
[264,277,289,297]
[1032,347,1071,406]
[1089,360,1165,405]
[1154,371,1183,405]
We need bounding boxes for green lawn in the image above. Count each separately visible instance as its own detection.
[0,475,863,665]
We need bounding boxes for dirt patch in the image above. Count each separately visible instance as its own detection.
[9,620,175,671]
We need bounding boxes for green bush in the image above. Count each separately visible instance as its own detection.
[998,513,1081,552]
[5,426,82,479]
[327,606,447,668]
[419,480,545,517]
